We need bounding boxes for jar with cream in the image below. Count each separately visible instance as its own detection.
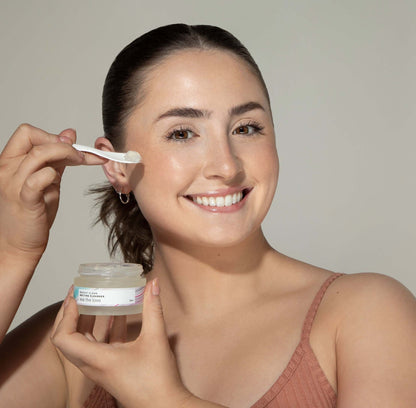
[74,263,145,315]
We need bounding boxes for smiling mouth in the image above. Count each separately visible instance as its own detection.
[186,188,251,208]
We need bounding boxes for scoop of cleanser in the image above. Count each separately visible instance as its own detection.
[125,150,142,163]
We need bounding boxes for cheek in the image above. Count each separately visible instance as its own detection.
[243,141,279,181]
[265,149,279,198]
[269,149,279,183]
[131,150,199,200]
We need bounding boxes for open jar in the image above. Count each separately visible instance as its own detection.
[74,263,145,315]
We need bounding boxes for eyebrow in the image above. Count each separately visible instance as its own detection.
[229,101,265,117]
[154,101,266,123]
[155,107,211,123]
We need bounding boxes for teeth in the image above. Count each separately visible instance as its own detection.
[192,192,244,207]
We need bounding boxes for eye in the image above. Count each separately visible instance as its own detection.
[167,128,195,141]
[232,122,264,136]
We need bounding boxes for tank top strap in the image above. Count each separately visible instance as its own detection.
[301,273,344,341]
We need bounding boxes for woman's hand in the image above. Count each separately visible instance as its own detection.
[0,124,107,340]
[0,124,106,262]
[51,279,195,408]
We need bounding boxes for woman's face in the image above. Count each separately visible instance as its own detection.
[123,49,278,248]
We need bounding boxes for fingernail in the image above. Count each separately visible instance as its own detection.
[67,284,74,296]
[151,278,160,296]
[59,135,72,144]
[63,295,70,308]
[64,285,74,308]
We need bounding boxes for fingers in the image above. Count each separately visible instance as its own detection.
[58,128,77,143]
[58,286,79,335]
[52,281,180,404]
[14,142,90,184]
[58,128,109,166]
[109,315,127,343]
[2,125,107,208]
[140,279,169,341]
[51,290,107,371]
[77,152,110,166]
[2,124,61,158]
[2,124,106,175]
[2,125,79,158]
[1,125,105,212]
[77,314,96,342]
[19,166,61,208]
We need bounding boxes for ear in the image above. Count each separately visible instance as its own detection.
[95,137,131,193]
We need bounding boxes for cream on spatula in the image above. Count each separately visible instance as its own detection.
[72,144,142,164]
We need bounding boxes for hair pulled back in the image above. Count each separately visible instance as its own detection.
[92,23,270,273]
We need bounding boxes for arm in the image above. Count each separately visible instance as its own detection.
[335,273,416,407]
[0,251,43,341]
[0,302,67,408]
[0,124,77,339]
[0,124,106,341]
[0,124,107,406]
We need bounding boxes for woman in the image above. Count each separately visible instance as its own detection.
[0,24,415,408]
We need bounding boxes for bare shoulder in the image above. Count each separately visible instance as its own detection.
[333,271,414,297]
[0,301,67,408]
[327,273,416,407]
[1,300,63,363]
[327,272,415,323]
[9,300,62,333]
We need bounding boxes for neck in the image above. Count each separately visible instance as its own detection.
[147,228,278,325]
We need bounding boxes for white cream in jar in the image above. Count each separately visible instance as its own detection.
[74,263,145,315]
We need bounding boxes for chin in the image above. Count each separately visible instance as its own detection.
[187,224,261,249]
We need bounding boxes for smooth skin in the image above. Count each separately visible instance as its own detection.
[1,50,416,408]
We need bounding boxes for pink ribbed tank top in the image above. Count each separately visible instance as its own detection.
[83,273,342,408]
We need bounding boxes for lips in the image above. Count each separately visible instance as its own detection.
[186,188,251,208]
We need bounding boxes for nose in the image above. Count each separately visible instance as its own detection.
[202,135,243,182]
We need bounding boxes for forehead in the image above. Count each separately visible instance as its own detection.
[137,49,269,117]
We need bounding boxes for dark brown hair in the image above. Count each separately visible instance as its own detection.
[92,23,270,274]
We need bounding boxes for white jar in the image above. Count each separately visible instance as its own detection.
[74,263,145,315]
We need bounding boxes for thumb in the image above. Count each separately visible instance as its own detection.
[58,128,77,144]
[141,278,168,339]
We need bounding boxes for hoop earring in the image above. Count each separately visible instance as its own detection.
[118,192,130,204]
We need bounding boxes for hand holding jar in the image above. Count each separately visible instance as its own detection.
[52,279,201,408]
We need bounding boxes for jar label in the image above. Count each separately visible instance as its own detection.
[74,286,145,307]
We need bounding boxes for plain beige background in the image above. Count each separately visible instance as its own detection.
[1,0,415,331]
